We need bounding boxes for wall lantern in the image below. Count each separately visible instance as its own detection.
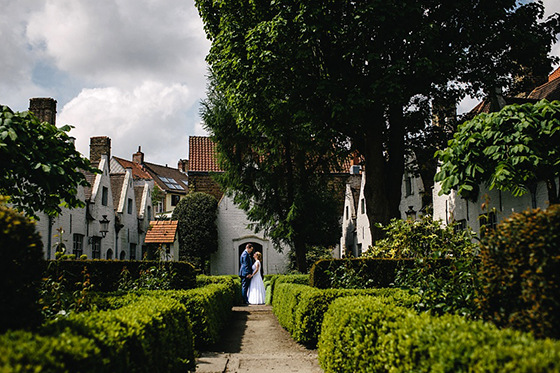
[99,215,110,238]
[405,206,416,221]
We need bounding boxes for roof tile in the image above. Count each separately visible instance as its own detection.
[144,220,178,244]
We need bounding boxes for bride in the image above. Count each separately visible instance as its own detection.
[247,251,266,305]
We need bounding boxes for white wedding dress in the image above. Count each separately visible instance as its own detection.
[247,260,266,305]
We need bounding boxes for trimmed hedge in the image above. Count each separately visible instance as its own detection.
[196,274,242,305]
[44,260,197,292]
[272,283,418,348]
[478,205,560,339]
[310,258,413,289]
[0,330,102,373]
[318,296,560,373]
[265,274,309,305]
[0,202,45,332]
[152,282,236,349]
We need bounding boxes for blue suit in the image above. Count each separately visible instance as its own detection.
[239,250,253,304]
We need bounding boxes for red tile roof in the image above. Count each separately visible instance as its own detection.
[528,67,560,101]
[144,220,178,244]
[113,156,152,180]
[188,136,223,172]
[548,66,560,82]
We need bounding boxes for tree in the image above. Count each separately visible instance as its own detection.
[201,74,345,272]
[195,0,559,243]
[171,192,218,271]
[0,105,98,217]
[435,99,560,205]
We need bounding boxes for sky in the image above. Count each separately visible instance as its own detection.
[1,0,559,166]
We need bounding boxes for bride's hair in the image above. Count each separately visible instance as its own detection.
[254,252,262,261]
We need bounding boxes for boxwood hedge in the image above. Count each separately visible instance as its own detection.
[272,282,418,348]
[318,296,560,373]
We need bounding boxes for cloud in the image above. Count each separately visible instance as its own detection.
[26,0,209,90]
[59,81,196,165]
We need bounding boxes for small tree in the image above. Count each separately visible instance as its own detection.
[171,192,218,271]
[0,105,98,217]
[435,100,560,205]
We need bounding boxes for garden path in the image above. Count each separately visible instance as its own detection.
[196,305,323,373]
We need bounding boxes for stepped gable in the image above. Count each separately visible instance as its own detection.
[189,136,223,172]
[145,220,178,243]
[528,66,560,101]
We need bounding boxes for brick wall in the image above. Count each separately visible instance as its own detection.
[189,173,224,201]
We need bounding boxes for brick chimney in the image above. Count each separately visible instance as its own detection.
[90,136,111,168]
[29,97,57,125]
[133,146,144,164]
[178,159,188,173]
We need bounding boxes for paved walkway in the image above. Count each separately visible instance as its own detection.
[196,305,323,373]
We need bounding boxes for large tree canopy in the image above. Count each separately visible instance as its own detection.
[0,105,98,217]
[435,99,560,205]
[201,75,346,272]
[196,0,559,243]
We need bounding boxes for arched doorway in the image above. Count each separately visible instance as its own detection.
[106,249,113,260]
[238,242,263,275]
[120,250,126,260]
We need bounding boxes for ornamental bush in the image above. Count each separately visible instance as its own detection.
[0,199,45,332]
[478,205,560,339]
[172,192,218,271]
[318,296,560,373]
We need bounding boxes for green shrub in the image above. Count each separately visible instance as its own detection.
[396,257,480,317]
[292,286,418,347]
[45,295,195,372]
[0,201,45,332]
[152,282,236,349]
[318,296,560,373]
[196,274,242,304]
[478,205,560,339]
[272,283,308,333]
[364,216,478,258]
[0,330,103,373]
[310,258,410,289]
[44,260,196,292]
[267,274,309,305]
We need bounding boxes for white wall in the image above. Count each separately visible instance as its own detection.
[212,195,289,275]
[433,179,553,236]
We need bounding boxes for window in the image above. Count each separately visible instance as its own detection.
[361,198,365,214]
[156,201,163,213]
[345,206,349,220]
[102,186,108,206]
[479,212,497,237]
[147,206,152,221]
[73,234,84,257]
[130,243,137,260]
[454,219,467,233]
[159,177,185,190]
[119,250,126,260]
[127,198,133,214]
[91,237,101,259]
[171,194,181,206]
[405,174,413,197]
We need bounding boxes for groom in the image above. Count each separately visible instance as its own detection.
[239,243,254,305]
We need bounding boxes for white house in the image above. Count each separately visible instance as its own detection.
[340,167,425,257]
[188,136,291,275]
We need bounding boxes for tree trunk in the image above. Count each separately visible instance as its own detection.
[546,177,560,205]
[360,105,406,245]
[293,234,308,273]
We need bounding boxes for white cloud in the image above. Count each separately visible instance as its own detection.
[60,81,195,165]
[26,0,209,91]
